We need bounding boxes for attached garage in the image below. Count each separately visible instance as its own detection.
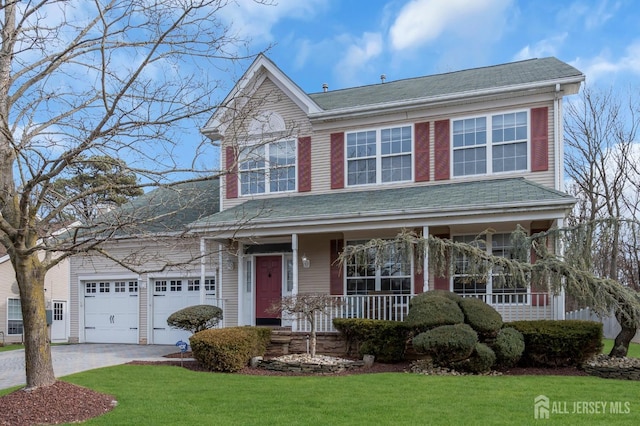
[151,277,216,345]
[84,280,139,343]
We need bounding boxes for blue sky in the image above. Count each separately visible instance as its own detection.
[221,0,640,93]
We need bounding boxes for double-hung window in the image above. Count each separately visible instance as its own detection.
[239,140,296,195]
[346,125,412,186]
[345,240,412,295]
[453,111,528,177]
[8,298,23,335]
[452,233,528,304]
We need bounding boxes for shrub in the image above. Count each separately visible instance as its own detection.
[452,343,496,374]
[404,295,464,331]
[457,297,503,339]
[412,323,478,364]
[409,290,462,307]
[190,326,271,372]
[509,320,603,367]
[333,318,410,363]
[167,304,223,333]
[492,327,525,368]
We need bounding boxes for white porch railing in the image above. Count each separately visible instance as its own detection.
[204,297,226,328]
[292,292,554,333]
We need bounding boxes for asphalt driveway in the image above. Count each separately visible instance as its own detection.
[0,344,175,390]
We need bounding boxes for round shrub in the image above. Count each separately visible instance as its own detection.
[412,323,478,364]
[190,326,271,372]
[457,297,503,338]
[492,327,525,368]
[452,343,496,374]
[167,304,223,333]
[405,295,464,331]
[409,290,462,307]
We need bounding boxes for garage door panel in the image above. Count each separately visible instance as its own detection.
[152,279,201,345]
[84,281,139,344]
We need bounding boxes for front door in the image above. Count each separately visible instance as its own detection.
[255,256,282,326]
[50,300,67,342]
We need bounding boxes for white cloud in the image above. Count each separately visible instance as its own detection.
[389,0,512,51]
[220,0,328,41]
[562,0,621,30]
[333,32,384,87]
[512,33,568,61]
[572,41,640,84]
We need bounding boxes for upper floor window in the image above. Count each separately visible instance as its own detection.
[346,125,412,186]
[452,111,528,177]
[239,140,296,195]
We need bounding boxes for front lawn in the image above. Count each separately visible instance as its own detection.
[26,364,640,425]
[602,339,640,358]
[0,344,23,353]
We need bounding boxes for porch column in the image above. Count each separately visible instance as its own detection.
[292,234,299,295]
[422,226,429,293]
[218,243,225,327]
[553,217,566,320]
[237,242,245,326]
[199,237,206,304]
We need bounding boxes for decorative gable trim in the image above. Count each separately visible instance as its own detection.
[225,146,238,199]
[330,132,345,189]
[531,107,549,172]
[414,122,430,182]
[434,119,450,181]
[298,136,312,192]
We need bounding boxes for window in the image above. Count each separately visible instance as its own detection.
[205,278,216,292]
[8,298,23,335]
[170,280,182,292]
[99,282,110,293]
[346,240,411,295]
[128,281,138,293]
[85,282,97,294]
[114,281,126,293]
[453,111,528,177]
[452,233,527,303]
[346,126,412,186]
[155,280,167,292]
[188,279,200,291]
[239,140,296,195]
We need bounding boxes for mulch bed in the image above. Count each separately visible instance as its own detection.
[0,353,586,425]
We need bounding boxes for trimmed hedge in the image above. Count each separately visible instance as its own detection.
[333,318,410,363]
[458,297,503,338]
[492,327,525,368]
[452,343,496,374]
[409,290,462,307]
[167,304,223,333]
[190,326,271,372]
[404,295,464,331]
[412,323,478,364]
[509,320,603,367]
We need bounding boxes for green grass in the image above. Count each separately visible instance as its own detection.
[2,364,630,425]
[0,344,23,352]
[602,339,640,358]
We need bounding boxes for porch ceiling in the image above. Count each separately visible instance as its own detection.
[189,178,575,236]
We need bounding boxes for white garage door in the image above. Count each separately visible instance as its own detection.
[152,278,215,345]
[84,281,139,344]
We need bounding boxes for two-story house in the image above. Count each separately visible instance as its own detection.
[191,54,584,333]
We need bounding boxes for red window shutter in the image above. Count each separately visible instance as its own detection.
[414,122,430,182]
[432,232,450,290]
[329,239,344,295]
[434,119,450,180]
[225,145,238,199]
[298,136,311,192]
[531,107,549,172]
[330,133,344,189]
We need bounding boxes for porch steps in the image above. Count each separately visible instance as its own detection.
[265,328,293,356]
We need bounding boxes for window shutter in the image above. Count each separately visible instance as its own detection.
[330,133,344,189]
[433,232,450,290]
[434,119,450,180]
[530,107,549,172]
[298,136,311,192]
[225,145,238,199]
[329,239,344,295]
[414,122,430,182]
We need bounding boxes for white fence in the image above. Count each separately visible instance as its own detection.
[292,292,555,333]
[565,307,640,343]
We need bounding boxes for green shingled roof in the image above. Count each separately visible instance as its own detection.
[308,57,583,111]
[190,178,574,230]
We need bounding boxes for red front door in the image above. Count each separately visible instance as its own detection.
[255,255,282,326]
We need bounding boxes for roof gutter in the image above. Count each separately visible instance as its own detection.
[309,76,585,123]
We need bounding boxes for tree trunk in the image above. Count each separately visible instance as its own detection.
[609,324,637,358]
[14,253,56,389]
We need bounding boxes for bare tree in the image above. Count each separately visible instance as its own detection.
[0,0,273,389]
[564,86,640,356]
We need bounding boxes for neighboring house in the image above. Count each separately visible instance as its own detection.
[190,54,585,333]
[68,180,220,345]
[68,55,586,344]
[0,247,70,344]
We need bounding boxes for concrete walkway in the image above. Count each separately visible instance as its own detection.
[0,344,175,390]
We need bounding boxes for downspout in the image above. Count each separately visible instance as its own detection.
[218,243,224,327]
[554,83,562,191]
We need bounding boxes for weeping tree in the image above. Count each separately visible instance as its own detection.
[339,224,640,357]
[0,0,273,390]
